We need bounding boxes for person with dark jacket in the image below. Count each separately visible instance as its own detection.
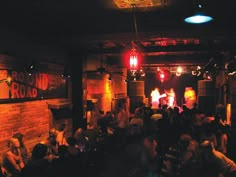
[20,143,52,177]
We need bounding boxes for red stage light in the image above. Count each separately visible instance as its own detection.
[157,69,171,82]
[160,73,165,79]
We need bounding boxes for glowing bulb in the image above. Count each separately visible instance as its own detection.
[185,14,213,24]
[176,66,182,76]
[160,73,165,79]
[177,66,182,73]
[6,76,12,84]
[129,47,138,71]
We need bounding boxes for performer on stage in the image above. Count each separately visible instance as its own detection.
[151,88,167,109]
[165,88,176,108]
[184,87,196,109]
[151,88,161,109]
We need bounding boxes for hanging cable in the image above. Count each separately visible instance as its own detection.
[131,4,138,38]
[99,43,103,68]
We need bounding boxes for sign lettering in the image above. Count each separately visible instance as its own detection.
[0,70,66,101]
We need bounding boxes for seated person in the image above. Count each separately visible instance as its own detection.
[41,128,59,160]
[2,138,24,177]
[20,143,52,177]
[13,133,30,165]
[56,123,68,146]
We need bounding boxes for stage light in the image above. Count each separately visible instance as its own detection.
[191,65,202,76]
[157,69,171,82]
[207,75,212,80]
[176,66,182,76]
[159,72,165,82]
[160,73,165,79]
[203,71,212,80]
[140,68,145,77]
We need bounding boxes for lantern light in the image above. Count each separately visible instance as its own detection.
[129,47,138,71]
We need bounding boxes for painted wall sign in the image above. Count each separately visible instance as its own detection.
[0,70,67,102]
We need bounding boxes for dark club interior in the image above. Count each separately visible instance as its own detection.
[0,0,236,177]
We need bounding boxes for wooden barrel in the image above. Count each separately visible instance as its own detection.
[128,81,145,96]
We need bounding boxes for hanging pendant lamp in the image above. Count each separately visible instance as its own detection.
[184,2,213,24]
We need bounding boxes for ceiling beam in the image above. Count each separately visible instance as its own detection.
[62,29,236,46]
[84,43,231,55]
[106,53,215,66]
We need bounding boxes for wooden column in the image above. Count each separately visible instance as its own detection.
[70,54,84,133]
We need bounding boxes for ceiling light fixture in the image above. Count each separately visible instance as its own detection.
[184,2,213,24]
[127,4,144,81]
[129,4,139,75]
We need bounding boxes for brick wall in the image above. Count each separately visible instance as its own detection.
[0,28,72,155]
[85,68,127,114]
[0,98,72,156]
[86,73,113,113]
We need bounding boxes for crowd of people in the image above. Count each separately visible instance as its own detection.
[0,101,235,177]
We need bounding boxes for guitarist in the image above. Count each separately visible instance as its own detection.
[151,88,166,109]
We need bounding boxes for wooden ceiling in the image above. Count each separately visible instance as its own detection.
[0,0,235,65]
